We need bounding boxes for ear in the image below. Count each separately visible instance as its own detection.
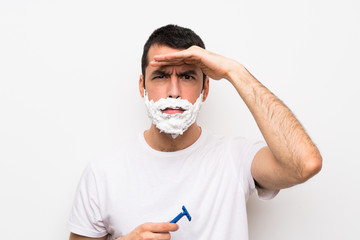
[202,76,210,102]
[139,74,145,98]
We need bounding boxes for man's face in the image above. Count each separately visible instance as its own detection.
[139,45,209,112]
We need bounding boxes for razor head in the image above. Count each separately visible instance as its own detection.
[182,205,192,221]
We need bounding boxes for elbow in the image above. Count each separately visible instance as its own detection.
[298,152,323,183]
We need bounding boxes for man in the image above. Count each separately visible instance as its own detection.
[68,24,322,240]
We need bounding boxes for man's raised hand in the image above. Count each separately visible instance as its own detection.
[150,46,240,81]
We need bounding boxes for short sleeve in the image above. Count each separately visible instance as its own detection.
[67,163,108,238]
[228,137,279,201]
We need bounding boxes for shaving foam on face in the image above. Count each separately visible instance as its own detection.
[144,91,203,138]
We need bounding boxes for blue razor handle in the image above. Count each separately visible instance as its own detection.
[170,205,192,223]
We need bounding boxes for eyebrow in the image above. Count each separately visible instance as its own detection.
[150,69,198,78]
[150,70,169,77]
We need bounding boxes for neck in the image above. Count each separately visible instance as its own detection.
[144,123,202,152]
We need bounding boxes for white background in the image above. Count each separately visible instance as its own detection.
[1,0,359,239]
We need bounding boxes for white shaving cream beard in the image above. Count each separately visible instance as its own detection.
[144,90,204,139]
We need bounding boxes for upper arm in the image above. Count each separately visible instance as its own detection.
[69,233,108,240]
[251,146,301,190]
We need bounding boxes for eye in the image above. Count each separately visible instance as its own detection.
[181,74,194,80]
[153,75,165,80]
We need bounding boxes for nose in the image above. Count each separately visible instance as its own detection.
[168,74,181,98]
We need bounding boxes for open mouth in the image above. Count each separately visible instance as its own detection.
[161,107,185,114]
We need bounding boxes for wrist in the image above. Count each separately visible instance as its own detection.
[226,62,248,85]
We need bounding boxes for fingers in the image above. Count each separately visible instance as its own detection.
[126,222,179,240]
[139,222,179,232]
[153,51,192,62]
[153,45,202,61]
[140,232,171,240]
[150,47,202,67]
[150,56,193,67]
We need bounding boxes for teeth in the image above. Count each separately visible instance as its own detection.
[161,107,181,110]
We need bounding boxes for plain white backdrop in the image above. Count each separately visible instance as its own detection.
[1,0,359,239]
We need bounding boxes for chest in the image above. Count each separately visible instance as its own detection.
[98,150,249,239]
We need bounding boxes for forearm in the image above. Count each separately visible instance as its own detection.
[226,64,322,182]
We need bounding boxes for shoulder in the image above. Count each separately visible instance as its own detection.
[228,136,266,153]
[203,130,265,153]
[207,132,267,170]
[199,130,266,166]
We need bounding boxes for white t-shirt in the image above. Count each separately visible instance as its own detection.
[68,129,278,240]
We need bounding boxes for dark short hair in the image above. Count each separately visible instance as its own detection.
[141,24,206,88]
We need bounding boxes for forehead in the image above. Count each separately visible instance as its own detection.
[146,45,202,74]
